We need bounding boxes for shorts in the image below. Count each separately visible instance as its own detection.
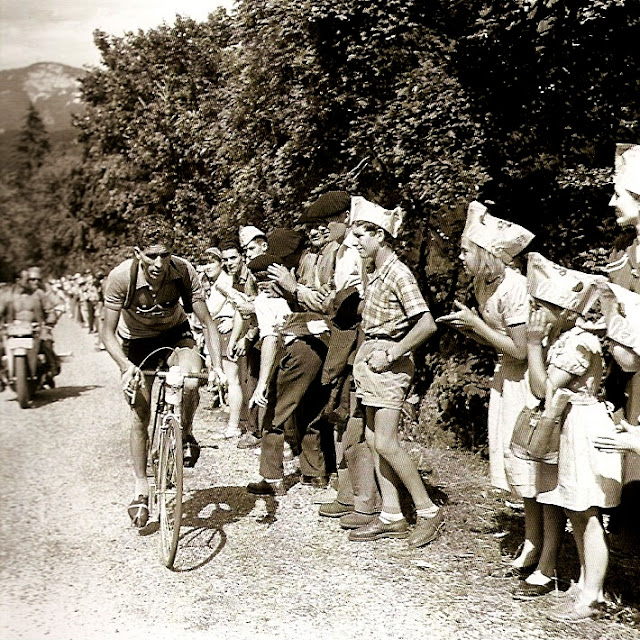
[216,317,232,360]
[352,338,414,411]
[120,321,196,369]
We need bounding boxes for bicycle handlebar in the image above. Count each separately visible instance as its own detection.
[140,370,210,382]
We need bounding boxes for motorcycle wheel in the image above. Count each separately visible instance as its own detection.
[15,356,31,409]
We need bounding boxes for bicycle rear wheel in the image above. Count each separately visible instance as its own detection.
[156,415,183,568]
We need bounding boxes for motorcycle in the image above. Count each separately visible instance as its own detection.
[2,321,54,408]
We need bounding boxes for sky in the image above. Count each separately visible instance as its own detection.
[0,1,235,70]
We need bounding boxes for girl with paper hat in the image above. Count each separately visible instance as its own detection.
[603,143,640,294]
[438,201,549,578]
[525,253,622,622]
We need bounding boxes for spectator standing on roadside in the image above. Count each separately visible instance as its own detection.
[347,196,443,548]
[437,202,563,582]
[600,142,640,553]
[524,253,621,622]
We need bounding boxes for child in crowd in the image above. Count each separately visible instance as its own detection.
[437,202,563,584]
[525,253,622,622]
[348,196,443,548]
[594,282,640,550]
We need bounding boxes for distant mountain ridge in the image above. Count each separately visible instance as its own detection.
[0,62,85,134]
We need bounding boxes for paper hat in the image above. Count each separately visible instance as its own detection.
[349,196,404,238]
[614,144,640,196]
[202,247,222,261]
[300,191,350,223]
[239,225,267,248]
[527,252,604,315]
[598,281,640,355]
[462,201,535,262]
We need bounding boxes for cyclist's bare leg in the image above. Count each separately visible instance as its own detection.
[168,346,202,437]
[129,373,153,496]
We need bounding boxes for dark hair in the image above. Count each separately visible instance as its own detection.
[135,216,175,250]
[219,240,241,253]
[355,221,393,245]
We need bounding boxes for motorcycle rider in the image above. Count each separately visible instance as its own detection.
[0,267,60,385]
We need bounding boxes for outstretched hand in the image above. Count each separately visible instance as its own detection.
[436,301,481,333]
[594,420,640,455]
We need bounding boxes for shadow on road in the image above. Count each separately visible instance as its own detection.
[30,385,101,407]
[169,485,279,572]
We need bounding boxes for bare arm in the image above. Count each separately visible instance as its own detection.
[192,300,224,373]
[249,335,279,408]
[367,312,437,374]
[437,301,527,359]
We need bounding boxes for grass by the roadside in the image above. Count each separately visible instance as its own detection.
[402,418,640,636]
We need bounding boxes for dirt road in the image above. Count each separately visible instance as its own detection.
[0,317,634,640]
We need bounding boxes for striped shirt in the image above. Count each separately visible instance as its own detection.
[361,253,429,339]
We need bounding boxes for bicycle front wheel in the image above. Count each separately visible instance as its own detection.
[157,415,183,568]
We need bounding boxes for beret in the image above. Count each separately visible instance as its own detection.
[299,191,350,223]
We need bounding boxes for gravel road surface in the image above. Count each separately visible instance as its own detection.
[0,317,634,640]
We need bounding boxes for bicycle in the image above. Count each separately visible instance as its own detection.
[127,358,208,569]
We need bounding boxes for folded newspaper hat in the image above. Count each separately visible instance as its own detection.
[202,247,222,261]
[462,201,535,262]
[349,196,404,238]
[614,143,640,196]
[598,281,640,355]
[239,225,267,248]
[299,191,351,223]
[527,252,603,315]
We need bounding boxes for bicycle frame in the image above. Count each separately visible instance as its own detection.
[144,367,207,569]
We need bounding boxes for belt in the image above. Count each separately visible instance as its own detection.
[365,335,402,342]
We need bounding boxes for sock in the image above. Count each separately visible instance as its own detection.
[265,478,283,484]
[416,506,439,518]
[134,477,149,497]
[379,511,404,523]
[525,570,551,586]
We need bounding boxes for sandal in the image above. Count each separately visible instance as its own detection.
[183,435,201,468]
[128,495,149,528]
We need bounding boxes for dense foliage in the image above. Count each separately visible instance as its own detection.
[2,0,639,449]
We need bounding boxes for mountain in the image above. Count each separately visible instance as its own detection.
[0,62,85,134]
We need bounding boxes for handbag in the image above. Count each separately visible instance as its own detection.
[510,402,564,464]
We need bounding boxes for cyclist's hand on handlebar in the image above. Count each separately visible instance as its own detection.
[122,364,143,399]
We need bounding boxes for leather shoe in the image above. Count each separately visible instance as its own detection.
[237,432,261,449]
[247,478,285,496]
[501,563,537,580]
[182,434,200,468]
[301,475,329,489]
[408,509,445,548]
[340,511,377,529]
[348,516,408,541]
[512,580,555,600]
[319,501,354,518]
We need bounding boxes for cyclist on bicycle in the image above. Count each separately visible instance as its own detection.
[101,216,225,529]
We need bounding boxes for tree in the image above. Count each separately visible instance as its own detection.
[14,103,50,184]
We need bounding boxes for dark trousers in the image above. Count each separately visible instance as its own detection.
[259,338,331,480]
[335,391,380,514]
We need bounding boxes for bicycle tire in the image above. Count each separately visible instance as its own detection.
[157,415,183,568]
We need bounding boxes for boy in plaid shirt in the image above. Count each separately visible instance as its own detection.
[348,197,444,548]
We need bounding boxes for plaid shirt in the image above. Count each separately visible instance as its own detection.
[361,253,429,339]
